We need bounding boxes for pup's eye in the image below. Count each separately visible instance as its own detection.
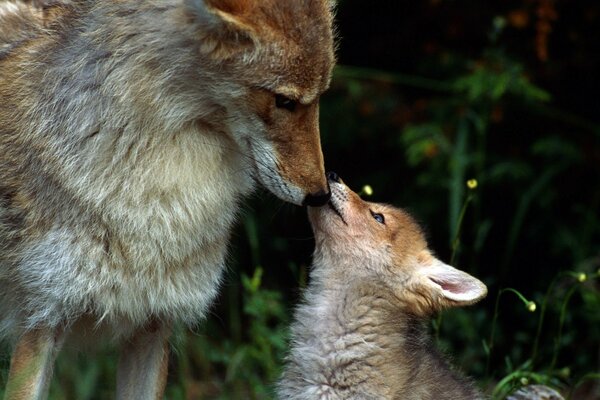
[370,210,385,224]
[275,94,297,112]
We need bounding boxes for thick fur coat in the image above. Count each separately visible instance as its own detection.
[278,177,487,399]
[0,0,334,340]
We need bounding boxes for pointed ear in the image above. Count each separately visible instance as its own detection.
[420,255,487,307]
[185,0,256,56]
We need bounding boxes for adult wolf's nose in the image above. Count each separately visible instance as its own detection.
[303,172,335,207]
[303,188,331,207]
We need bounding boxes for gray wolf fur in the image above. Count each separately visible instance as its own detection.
[0,0,335,398]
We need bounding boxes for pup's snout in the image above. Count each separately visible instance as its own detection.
[303,188,331,207]
[327,171,341,183]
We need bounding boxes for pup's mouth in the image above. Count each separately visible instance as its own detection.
[328,200,347,225]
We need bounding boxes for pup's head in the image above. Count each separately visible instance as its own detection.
[308,173,487,316]
[185,0,336,206]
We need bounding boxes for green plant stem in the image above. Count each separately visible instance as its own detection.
[530,271,573,366]
[487,288,532,377]
[530,278,556,367]
[450,192,474,267]
[449,117,469,249]
[468,108,489,271]
[486,289,503,377]
[491,370,547,400]
[439,179,475,342]
[550,284,578,373]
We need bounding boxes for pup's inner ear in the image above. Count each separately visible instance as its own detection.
[185,0,256,55]
[420,255,487,307]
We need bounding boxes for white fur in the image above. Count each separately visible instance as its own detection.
[279,279,398,399]
[0,2,21,18]
[0,0,333,348]
[10,118,255,330]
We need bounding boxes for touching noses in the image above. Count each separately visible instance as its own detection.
[303,171,340,207]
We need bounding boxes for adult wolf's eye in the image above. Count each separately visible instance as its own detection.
[370,210,385,224]
[275,94,297,112]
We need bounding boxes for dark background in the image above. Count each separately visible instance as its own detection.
[1,1,598,399]
[218,0,600,398]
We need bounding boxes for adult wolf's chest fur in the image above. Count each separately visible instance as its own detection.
[11,123,255,330]
[0,1,259,332]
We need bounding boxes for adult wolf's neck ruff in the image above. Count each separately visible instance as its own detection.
[0,0,334,335]
[0,1,334,398]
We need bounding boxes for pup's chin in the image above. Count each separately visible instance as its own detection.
[307,205,339,237]
[307,206,322,228]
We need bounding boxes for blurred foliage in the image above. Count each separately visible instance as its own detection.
[165,267,288,399]
[1,0,599,399]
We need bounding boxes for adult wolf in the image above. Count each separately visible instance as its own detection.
[0,0,335,398]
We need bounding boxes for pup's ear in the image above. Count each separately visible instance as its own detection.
[185,0,256,56]
[418,253,487,309]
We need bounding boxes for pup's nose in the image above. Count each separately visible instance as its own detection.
[303,188,331,207]
[327,171,341,183]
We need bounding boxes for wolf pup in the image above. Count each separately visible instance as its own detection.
[0,0,335,398]
[279,173,488,400]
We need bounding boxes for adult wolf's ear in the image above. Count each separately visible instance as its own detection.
[184,0,257,57]
[417,253,487,311]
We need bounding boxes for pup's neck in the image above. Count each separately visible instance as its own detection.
[284,266,420,398]
[286,260,483,399]
[304,265,417,338]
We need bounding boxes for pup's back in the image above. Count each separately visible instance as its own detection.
[278,176,487,399]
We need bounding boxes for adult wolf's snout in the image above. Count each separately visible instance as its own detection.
[303,171,341,206]
[303,187,331,207]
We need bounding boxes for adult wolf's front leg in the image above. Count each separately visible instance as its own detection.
[115,320,171,400]
[4,327,66,400]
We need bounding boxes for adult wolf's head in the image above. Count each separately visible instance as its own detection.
[185,0,336,206]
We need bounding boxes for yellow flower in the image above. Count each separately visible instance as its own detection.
[362,185,373,196]
[559,367,571,378]
[466,179,478,190]
[526,301,536,312]
[577,272,587,283]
